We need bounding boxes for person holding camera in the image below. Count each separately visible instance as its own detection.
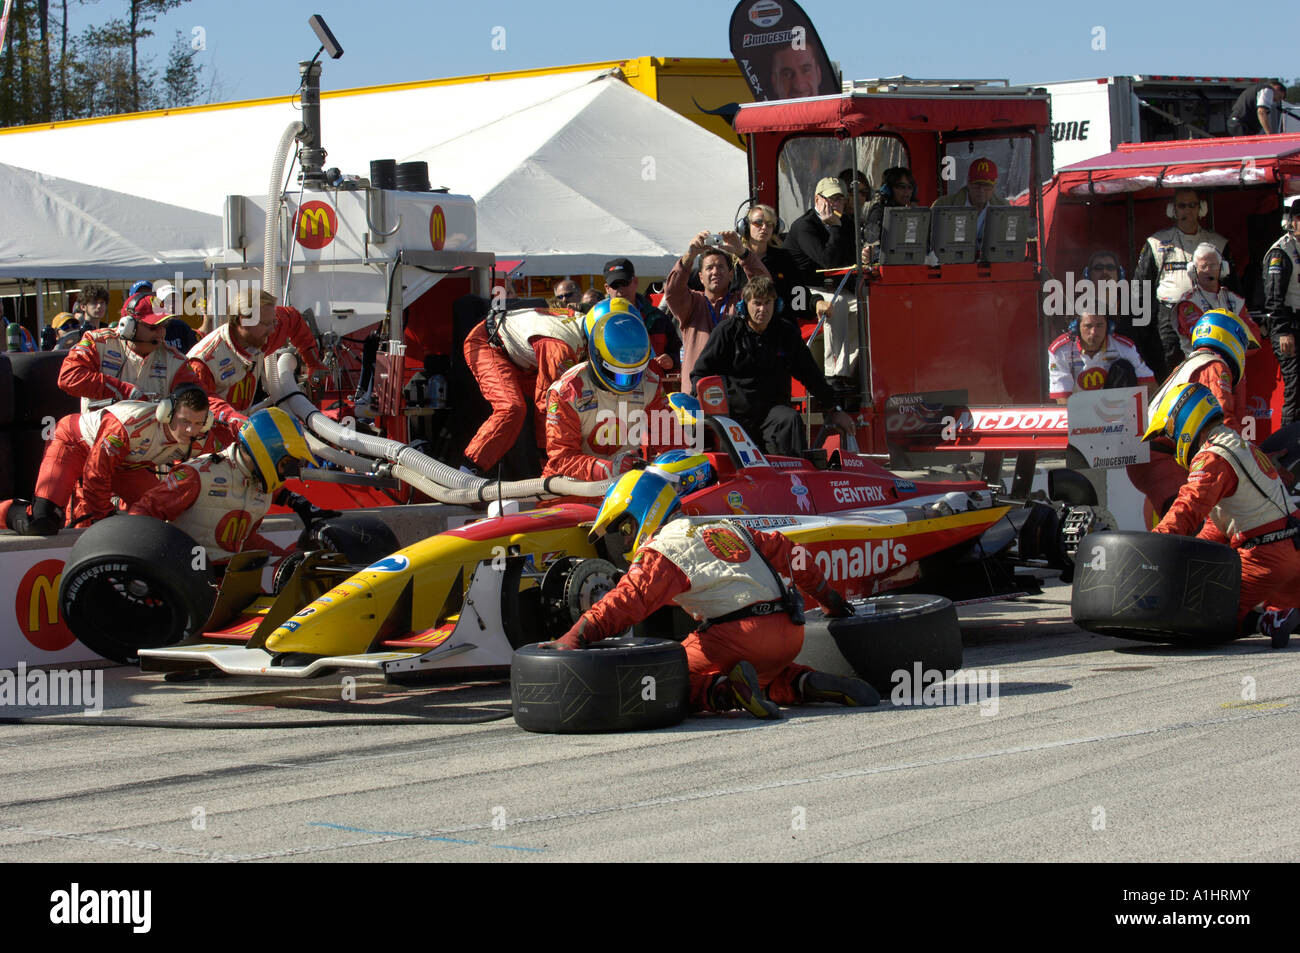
[663,229,770,393]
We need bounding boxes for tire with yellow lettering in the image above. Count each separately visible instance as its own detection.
[1071,531,1241,643]
[511,637,690,733]
[59,515,217,663]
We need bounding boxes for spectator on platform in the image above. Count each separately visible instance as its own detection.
[604,257,681,373]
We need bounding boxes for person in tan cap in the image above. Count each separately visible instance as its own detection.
[786,175,860,385]
[932,156,1008,244]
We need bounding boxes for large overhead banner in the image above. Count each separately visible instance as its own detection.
[728,0,838,103]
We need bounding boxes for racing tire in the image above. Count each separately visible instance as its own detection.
[59,514,218,664]
[297,512,400,564]
[1071,531,1241,644]
[511,637,690,733]
[807,594,962,694]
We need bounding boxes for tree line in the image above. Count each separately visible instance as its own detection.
[0,0,210,128]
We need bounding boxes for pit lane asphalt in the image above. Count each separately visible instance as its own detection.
[2,577,1297,863]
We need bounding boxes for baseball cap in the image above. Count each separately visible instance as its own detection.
[815,176,846,198]
[51,312,79,330]
[968,158,998,185]
[122,290,173,325]
[603,258,635,284]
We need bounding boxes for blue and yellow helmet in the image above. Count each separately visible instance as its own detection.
[583,296,641,345]
[1142,382,1224,468]
[588,312,650,394]
[589,451,716,553]
[1191,309,1257,385]
[666,392,702,428]
[237,407,319,492]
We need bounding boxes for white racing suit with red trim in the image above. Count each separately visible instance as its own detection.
[58,328,198,412]
[129,447,282,560]
[1172,285,1259,356]
[1155,425,1300,626]
[463,309,584,471]
[558,519,842,711]
[1047,332,1154,400]
[1128,350,1242,521]
[266,305,327,375]
[542,362,669,480]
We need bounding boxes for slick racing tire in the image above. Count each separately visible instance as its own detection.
[511,637,690,733]
[803,594,962,695]
[59,515,217,664]
[1071,531,1241,644]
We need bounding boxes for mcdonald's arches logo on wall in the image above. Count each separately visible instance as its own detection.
[430,206,446,251]
[295,201,338,250]
[16,559,75,651]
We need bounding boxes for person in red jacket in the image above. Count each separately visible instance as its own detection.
[548,453,879,717]
[543,311,670,481]
[2,385,216,534]
[1143,382,1300,647]
[129,407,334,560]
[1129,308,1260,522]
[463,306,586,473]
[186,288,324,416]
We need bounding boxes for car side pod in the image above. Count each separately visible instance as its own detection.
[1071,531,1241,644]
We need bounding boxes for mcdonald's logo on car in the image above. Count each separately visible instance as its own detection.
[16,559,75,651]
[295,200,338,250]
[429,206,446,251]
[215,510,254,552]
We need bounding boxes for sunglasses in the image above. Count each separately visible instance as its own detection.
[608,279,632,291]
[748,218,773,228]
[557,291,579,300]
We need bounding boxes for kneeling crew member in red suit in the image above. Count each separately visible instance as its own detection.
[547,452,880,717]
[1143,383,1300,647]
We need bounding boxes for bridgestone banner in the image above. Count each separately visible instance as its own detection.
[728,0,838,103]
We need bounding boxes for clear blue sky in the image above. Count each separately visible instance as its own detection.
[104,0,1294,105]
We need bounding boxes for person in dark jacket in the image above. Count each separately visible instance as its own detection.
[690,277,854,456]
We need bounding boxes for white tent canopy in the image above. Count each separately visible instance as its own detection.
[0,70,746,276]
[0,161,222,279]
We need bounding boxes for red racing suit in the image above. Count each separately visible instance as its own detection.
[1128,349,1243,521]
[265,305,327,375]
[1155,425,1300,625]
[463,309,585,471]
[542,362,670,480]
[59,328,199,411]
[129,448,284,559]
[559,519,842,711]
[23,402,213,526]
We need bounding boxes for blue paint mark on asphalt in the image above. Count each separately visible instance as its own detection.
[310,821,545,853]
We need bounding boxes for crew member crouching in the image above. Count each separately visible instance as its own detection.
[548,454,880,717]
[1128,309,1259,521]
[2,385,217,535]
[543,311,670,480]
[129,407,334,561]
[1142,383,1300,647]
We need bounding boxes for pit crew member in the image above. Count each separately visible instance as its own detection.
[129,407,334,560]
[1128,309,1258,520]
[1134,189,1229,378]
[1,385,216,535]
[1143,383,1300,648]
[463,305,586,474]
[690,276,855,456]
[1047,311,1155,403]
[547,454,879,717]
[1172,244,1259,355]
[186,289,308,416]
[58,290,208,412]
[543,311,670,481]
[1263,196,1300,425]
